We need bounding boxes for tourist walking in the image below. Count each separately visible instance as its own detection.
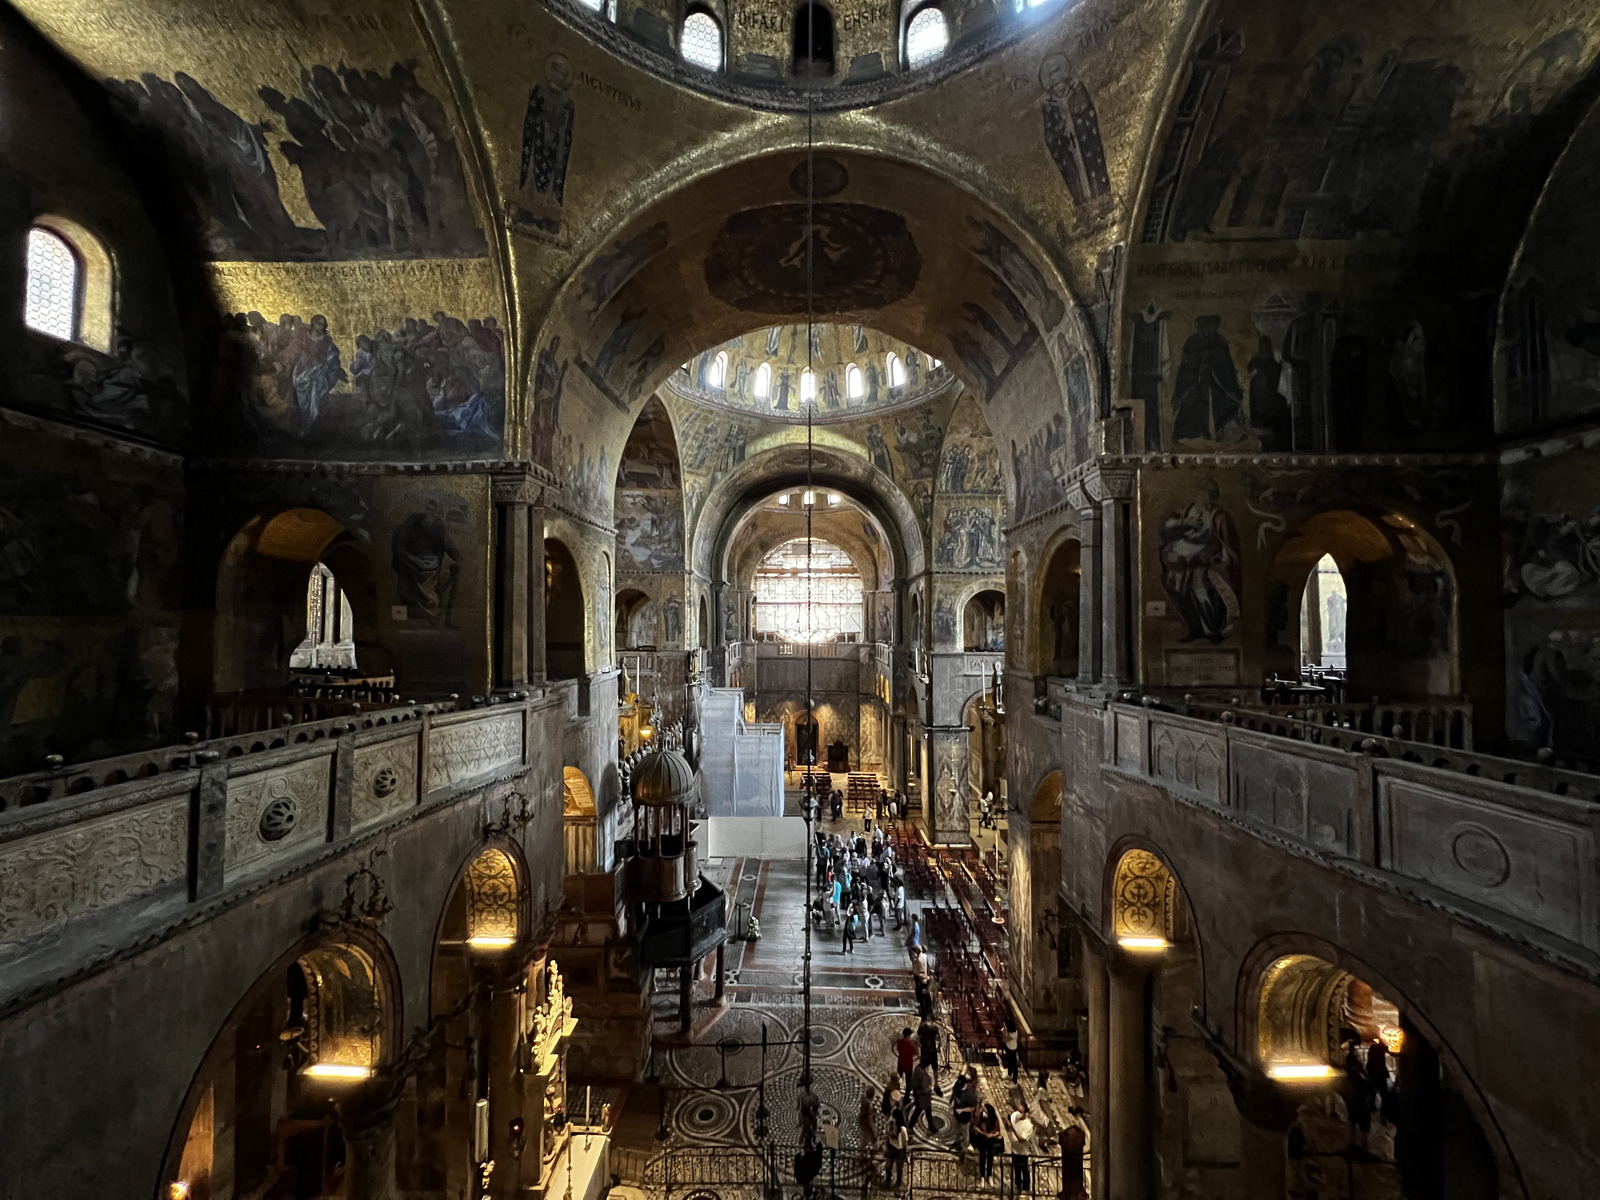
[917,1018,942,1095]
[1001,1015,1020,1082]
[884,1109,909,1190]
[971,1103,1002,1181]
[951,1067,978,1156]
[1007,1107,1037,1192]
[908,1062,940,1133]
[858,1089,879,1182]
[894,1027,919,1084]
[842,903,856,953]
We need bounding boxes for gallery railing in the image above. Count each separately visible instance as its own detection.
[0,695,544,1008]
[1102,700,1600,960]
[1172,694,1474,750]
[628,1141,1080,1199]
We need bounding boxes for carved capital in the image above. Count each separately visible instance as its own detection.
[1084,464,1137,503]
[492,464,558,506]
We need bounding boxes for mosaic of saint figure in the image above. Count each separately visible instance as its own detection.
[1159,481,1242,643]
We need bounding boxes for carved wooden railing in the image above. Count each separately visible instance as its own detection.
[1103,701,1600,960]
[0,695,547,1008]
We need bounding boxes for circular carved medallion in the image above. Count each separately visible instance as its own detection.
[372,766,401,798]
[1449,824,1511,887]
[258,796,299,842]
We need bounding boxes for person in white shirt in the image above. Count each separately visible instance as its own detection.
[1007,1109,1037,1192]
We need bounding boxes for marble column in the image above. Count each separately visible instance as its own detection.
[1083,941,1110,1200]
[486,973,525,1196]
[341,1085,401,1200]
[1099,494,1132,687]
[529,505,548,684]
[493,473,543,690]
[1107,961,1151,1200]
[1076,503,1103,685]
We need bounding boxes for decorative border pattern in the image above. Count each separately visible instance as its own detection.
[351,737,420,830]
[0,797,188,944]
[426,713,525,793]
[225,757,332,876]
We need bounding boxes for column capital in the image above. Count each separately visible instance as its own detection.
[492,462,559,505]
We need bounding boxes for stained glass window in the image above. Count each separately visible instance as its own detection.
[754,538,863,643]
[24,227,78,342]
[905,6,948,68]
[681,11,723,70]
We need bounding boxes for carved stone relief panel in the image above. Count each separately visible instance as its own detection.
[0,796,189,944]
[351,735,420,830]
[225,756,332,877]
[1378,777,1596,950]
[1231,740,1358,856]
[1114,711,1143,772]
[1149,722,1223,803]
[425,712,524,793]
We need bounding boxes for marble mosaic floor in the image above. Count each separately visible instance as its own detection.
[611,827,1088,1196]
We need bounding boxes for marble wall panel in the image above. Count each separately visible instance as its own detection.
[351,734,421,830]
[0,795,188,944]
[224,756,332,877]
[425,711,524,793]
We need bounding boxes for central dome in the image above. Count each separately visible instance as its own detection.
[668,323,954,423]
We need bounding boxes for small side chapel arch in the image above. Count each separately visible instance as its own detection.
[1109,847,1176,945]
[463,847,523,948]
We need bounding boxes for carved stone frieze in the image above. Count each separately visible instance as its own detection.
[224,757,331,876]
[351,737,420,830]
[0,797,188,944]
[425,713,524,793]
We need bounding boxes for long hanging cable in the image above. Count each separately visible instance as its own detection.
[800,25,816,1097]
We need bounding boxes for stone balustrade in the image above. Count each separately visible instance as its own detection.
[1174,695,1475,750]
[0,695,547,1008]
[1103,701,1600,960]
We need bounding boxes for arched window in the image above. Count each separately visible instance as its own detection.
[1300,553,1348,673]
[23,220,113,351]
[291,562,357,670]
[577,0,617,18]
[846,364,864,399]
[24,227,80,343]
[904,6,949,68]
[754,538,863,643]
[681,10,724,70]
[800,368,816,404]
[753,362,772,398]
[886,351,906,387]
[710,350,729,389]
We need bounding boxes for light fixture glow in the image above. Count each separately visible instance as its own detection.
[1117,936,1169,951]
[1379,1026,1405,1054]
[169,1183,189,1200]
[467,935,516,949]
[1266,1063,1337,1081]
[304,1063,374,1080]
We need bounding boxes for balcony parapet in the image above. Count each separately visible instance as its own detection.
[0,694,552,1013]
[1103,700,1600,965]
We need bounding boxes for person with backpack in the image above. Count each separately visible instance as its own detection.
[951,1066,978,1156]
